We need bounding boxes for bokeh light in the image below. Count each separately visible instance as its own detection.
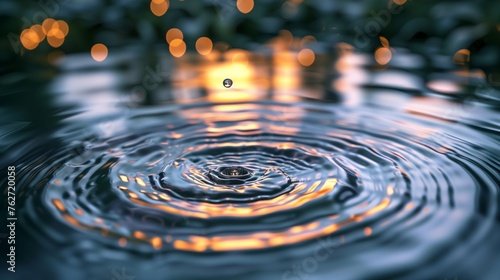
[196,37,213,56]
[19,18,70,49]
[166,28,183,44]
[374,47,392,65]
[55,20,69,37]
[169,39,186,58]
[42,18,56,34]
[20,29,40,50]
[237,0,254,14]
[297,48,315,66]
[91,43,108,62]
[47,32,65,48]
[150,0,169,17]
[30,25,45,42]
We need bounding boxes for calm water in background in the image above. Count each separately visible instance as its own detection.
[1,45,499,280]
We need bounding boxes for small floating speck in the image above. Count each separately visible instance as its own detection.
[223,78,233,88]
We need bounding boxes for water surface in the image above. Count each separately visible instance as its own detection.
[1,48,499,280]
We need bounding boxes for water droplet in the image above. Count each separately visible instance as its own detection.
[223,78,233,88]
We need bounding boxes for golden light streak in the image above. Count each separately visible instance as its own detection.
[52,199,65,211]
[172,197,390,252]
[129,178,337,219]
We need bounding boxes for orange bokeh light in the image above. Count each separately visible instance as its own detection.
[297,48,315,66]
[20,28,40,50]
[30,24,45,42]
[47,33,64,48]
[169,39,186,58]
[195,37,213,56]
[54,20,69,37]
[166,28,183,44]
[237,0,254,14]
[91,43,108,62]
[42,18,56,34]
[374,47,392,65]
[150,0,169,16]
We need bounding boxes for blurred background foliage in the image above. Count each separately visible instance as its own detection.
[2,0,499,58]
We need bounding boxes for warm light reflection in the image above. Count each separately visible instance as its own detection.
[427,80,460,94]
[118,237,127,246]
[171,196,390,252]
[453,49,470,65]
[150,0,169,16]
[129,177,337,220]
[196,37,213,55]
[237,0,254,14]
[151,236,162,250]
[375,47,392,65]
[273,50,300,101]
[394,0,407,5]
[387,185,394,196]
[166,28,183,44]
[298,48,315,66]
[91,43,108,62]
[202,49,263,102]
[135,177,147,187]
[52,199,66,212]
[275,30,293,49]
[169,38,186,58]
[119,175,129,182]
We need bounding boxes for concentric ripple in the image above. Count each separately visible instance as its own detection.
[13,101,500,279]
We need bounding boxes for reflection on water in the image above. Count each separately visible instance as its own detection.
[1,43,499,280]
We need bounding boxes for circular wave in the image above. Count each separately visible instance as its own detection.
[13,101,500,279]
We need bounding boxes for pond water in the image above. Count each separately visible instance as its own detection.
[1,45,499,280]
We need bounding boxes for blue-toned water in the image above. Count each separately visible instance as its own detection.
[1,48,499,280]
